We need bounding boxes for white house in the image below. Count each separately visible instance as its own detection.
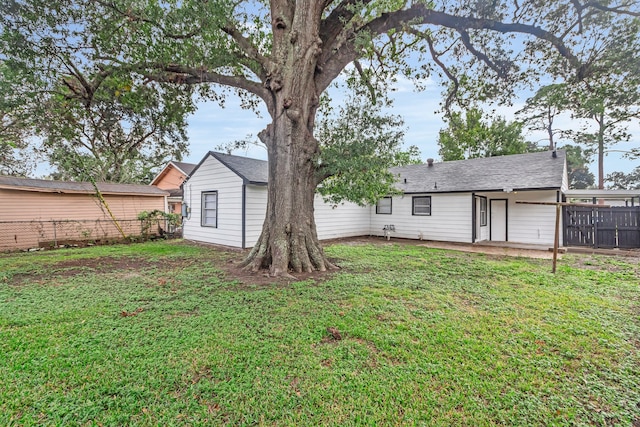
[181,152,369,248]
[182,150,569,248]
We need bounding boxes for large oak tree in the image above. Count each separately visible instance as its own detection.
[2,0,637,276]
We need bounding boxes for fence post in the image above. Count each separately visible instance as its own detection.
[593,208,598,249]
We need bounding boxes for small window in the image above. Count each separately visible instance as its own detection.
[376,197,392,214]
[480,198,487,226]
[412,196,431,216]
[201,191,218,227]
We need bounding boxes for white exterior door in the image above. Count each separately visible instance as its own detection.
[490,199,507,241]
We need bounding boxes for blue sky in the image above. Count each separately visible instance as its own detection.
[183,79,639,177]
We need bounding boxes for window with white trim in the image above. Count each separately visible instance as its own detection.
[412,196,431,216]
[480,197,487,226]
[376,197,392,214]
[201,191,218,227]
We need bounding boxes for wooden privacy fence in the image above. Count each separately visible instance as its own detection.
[564,206,640,249]
[0,218,179,252]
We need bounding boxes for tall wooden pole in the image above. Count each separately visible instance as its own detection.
[552,204,561,273]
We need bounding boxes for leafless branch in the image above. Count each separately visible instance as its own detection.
[457,29,510,77]
[424,33,460,115]
[353,59,377,104]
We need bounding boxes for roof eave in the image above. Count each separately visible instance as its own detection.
[399,186,562,195]
[0,185,168,196]
[210,152,251,182]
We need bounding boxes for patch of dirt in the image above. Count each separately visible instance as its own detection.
[217,250,339,288]
[7,237,637,287]
[568,253,640,272]
[7,256,196,286]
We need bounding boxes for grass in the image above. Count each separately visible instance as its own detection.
[1,240,639,426]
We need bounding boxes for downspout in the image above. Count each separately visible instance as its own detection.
[471,192,476,243]
[241,183,246,249]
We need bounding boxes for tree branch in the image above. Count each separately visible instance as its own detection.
[353,59,377,104]
[92,0,208,39]
[318,4,586,92]
[423,33,460,115]
[142,64,275,115]
[320,0,374,57]
[221,21,272,79]
[576,0,640,17]
[457,29,510,77]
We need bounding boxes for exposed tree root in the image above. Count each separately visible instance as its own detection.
[239,225,337,277]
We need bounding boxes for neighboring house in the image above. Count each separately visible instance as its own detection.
[182,150,569,249]
[151,161,197,215]
[0,176,168,251]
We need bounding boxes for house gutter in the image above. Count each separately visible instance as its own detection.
[400,186,561,195]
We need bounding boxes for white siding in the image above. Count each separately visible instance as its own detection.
[244,186,370,247]
[314,196,370,240]
[561,162,570,192]
[182,155,244,247]
[245,185,268,247]
[506,190,560,245]
[370,193,473,243]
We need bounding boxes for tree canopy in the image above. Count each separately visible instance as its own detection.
[0,61,36,176]
[517,83,569,151]
[562,144,595,189]
[315,88,420,206]
[517,14,640,189]
[438,108,539,161]
[37,73,193,183]
[606,167,640,190]
[2,0,638,275]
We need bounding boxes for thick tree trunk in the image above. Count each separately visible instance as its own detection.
[239,2,335,277]
[240,131,335,276]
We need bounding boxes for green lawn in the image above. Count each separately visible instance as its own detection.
[1,240,639,426]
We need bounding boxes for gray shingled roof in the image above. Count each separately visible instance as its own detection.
[392,150,566,193]
[209,152,268,184]
[167,188,183,198]
[0,175,169,196]
[191,150,565,192]
[172,161,197,176]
